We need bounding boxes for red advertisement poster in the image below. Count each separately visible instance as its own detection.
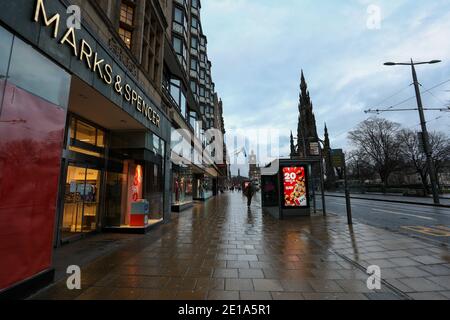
[283,167,307,207]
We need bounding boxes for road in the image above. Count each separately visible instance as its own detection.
[324,196,450,246]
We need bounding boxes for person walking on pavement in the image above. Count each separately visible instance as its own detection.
[245,183,255,207]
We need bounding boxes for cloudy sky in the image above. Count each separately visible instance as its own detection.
[201,0,450,174]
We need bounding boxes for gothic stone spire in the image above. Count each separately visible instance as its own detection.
[297,70,319,157]
[290,131,296,158]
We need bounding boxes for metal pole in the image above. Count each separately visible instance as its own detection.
[343,156,353,225]
[312,167,317,214]
[319,146,327,216]
[411,60,440,205]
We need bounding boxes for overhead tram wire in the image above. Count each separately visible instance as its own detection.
[373,85,412,110]
[406,114,449,129]
[331,85,415,138]
[365,77,450,114]
[426,90,447,107]
[331,79,450,138]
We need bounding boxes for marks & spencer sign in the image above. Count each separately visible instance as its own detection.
[33,0,161,127]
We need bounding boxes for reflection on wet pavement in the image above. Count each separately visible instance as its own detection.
[32,192,450,300]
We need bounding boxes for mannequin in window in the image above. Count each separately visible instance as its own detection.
[175,178,180,203]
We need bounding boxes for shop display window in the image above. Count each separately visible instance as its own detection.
[193,174,213,200]
[201,175,213,199]
[61,165,101,240]
[172,165,193,206]
[144,161,164,223]
[105,159,164,228]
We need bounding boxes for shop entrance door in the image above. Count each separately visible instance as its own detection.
[61,164,102,241]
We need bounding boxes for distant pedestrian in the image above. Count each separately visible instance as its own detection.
[244,183,255,207]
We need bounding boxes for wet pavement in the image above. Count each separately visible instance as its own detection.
[31,192,450,300]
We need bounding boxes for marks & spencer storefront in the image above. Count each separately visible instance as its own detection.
[0,0,171,297]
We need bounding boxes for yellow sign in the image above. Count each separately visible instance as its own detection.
[33,0,161,127]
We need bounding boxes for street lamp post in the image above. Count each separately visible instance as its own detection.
[317,140,327,217]
[384,59,441,205]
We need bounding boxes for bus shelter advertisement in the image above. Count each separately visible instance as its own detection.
[282,167,308,207]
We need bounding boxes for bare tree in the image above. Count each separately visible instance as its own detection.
[348,117,402,192]
[430,132,450,191]
[397,130,449,193]
[346,150,377,183]
[397,129,429,193]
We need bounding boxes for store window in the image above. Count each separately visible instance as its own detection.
[194,175,213,200]
[172,165,193,206]
[151,133,165,157]
[69,117,106,148]
[76,121,96,145]
[61,166,101,240]
[104,131,165,229]
[105,159,164,228]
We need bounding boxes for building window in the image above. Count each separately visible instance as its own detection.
[120,2,135,25]
[192,17,199,29]
[170,78,187,118]
[173,36,187,70]
[190,58,198,71]
[192,0,199,9]
[173,6,188,32]
[174,7,183,24]
[191,37,198,50]
[190,81,198,95]
[69,117,106,149]
[119,1,135,49]
[142,0,163,85]
[118,28,132,49]
[189,110,197,129]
